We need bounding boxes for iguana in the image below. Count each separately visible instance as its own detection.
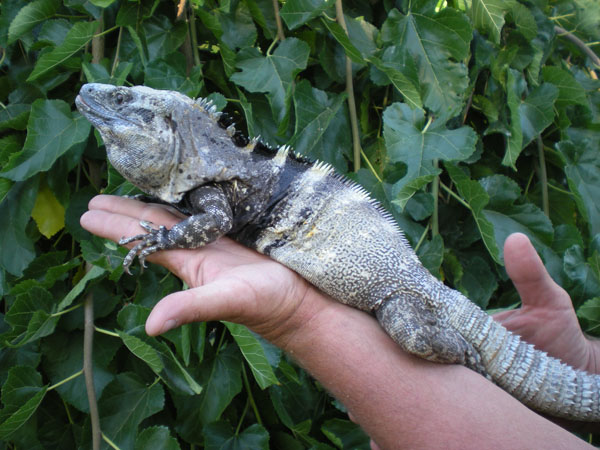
[76,83,600,421]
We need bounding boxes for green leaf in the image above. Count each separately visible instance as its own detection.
[174,345,243,442]
[82,61,133,85]
[204,422,270,450]
[197,345,242,424]
[31,183,65,238]
[280,0,332,30]
[0,366,47,440]
[145,53,203,97]
[117,304,203,395]
[99,372,165,450]
[444,163,500,263]
[321,418,370,449]
[269,365,322,436]
[41,331,118,413]
[502,69,530,169]
[0,104,30,131]
[564,246,600,306]
[508,3,537,41]
[88,0,117,8]
[4,284,58,347]
[369,56,422,110]
[557,131,600,237]
[56,264,105,311]
[224,322,279,389]
[542,66,589,108]
[456,255,498,308]
[383,103,476,203]
[381,8,472,117]
[0,178,39,276]
[469,0,515,44]
[320,18,365,64]
[7,0,60,44]
[416,234,444,276]
[518,83,558,148]
[1,100,91,181]
[577,297,600,335]
[289,80,348,170]
[27,21,99,82]
[118,331,164,373]
[135,426,181,450]
[231,38,310,134]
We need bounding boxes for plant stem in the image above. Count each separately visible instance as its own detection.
[83,268,101,450]
[360,149,382,182]
[272,0,285,41]
[48,369,84,391]
[439,181,472,211]
[432,159,439,236]
[95,326,120,338]
[110,27,123,77]
[102,432,121,449]
[189,5,201,67]
[537,136,549,217]
[335,0,361,172]
[91,16,104,64]
[241,364,263,425]
[51,302,83,317]
[554,26,600,69]
[177,1,194,75]
[235,398,250,435]
[414,224,430,253]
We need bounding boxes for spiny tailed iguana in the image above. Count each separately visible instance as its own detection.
[76,83,600,421]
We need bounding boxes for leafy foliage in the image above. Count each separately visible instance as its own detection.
[0,0,599,447]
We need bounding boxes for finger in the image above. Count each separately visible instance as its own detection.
[88,194,184,222]
[503,233,569,309]
[80,208,178,243]
[145,278,251,335]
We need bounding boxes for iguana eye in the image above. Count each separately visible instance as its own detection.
[116,93,124,105]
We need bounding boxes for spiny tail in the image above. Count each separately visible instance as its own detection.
[449,290,600,421]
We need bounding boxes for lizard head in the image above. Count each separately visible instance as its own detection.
[76,83,240,203]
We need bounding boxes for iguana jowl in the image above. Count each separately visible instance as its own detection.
[76,83,600,421]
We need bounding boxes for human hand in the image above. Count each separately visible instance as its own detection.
[79,195,327,347]
[495,233,599,373]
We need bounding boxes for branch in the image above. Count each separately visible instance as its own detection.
[91,16,104,64]
[83,263,101,450]
[176,0,195,75]
[537,136,549,217]
[335,0,361,172]
[272,0,285,41]
[554,26,600,69]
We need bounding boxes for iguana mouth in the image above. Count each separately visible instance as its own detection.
[76,92,140,128]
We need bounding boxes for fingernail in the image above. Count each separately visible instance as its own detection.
[163,319,178,333]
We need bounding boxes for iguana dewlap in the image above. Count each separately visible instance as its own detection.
[76,83,600,421]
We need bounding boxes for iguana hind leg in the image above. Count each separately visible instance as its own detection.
[375,293,488,377]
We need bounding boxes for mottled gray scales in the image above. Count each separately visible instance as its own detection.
[77,83,600,421]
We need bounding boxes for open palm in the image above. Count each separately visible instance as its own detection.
[80,195,319,343]
[495,233,599,373]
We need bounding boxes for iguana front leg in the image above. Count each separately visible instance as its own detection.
[120,184,233,272]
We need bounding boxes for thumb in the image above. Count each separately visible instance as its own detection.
[503,232,566,309]
[145,279,246,336]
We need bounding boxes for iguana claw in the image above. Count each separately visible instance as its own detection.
[120,221,170,273]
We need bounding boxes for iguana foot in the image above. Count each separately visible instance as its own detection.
[376,293,490,379]
[119,221,170,273]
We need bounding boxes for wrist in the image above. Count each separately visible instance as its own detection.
[258,285,341,351]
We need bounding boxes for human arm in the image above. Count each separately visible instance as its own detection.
[80,195,592,449]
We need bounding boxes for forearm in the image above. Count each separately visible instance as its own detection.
[279,290,592,449]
